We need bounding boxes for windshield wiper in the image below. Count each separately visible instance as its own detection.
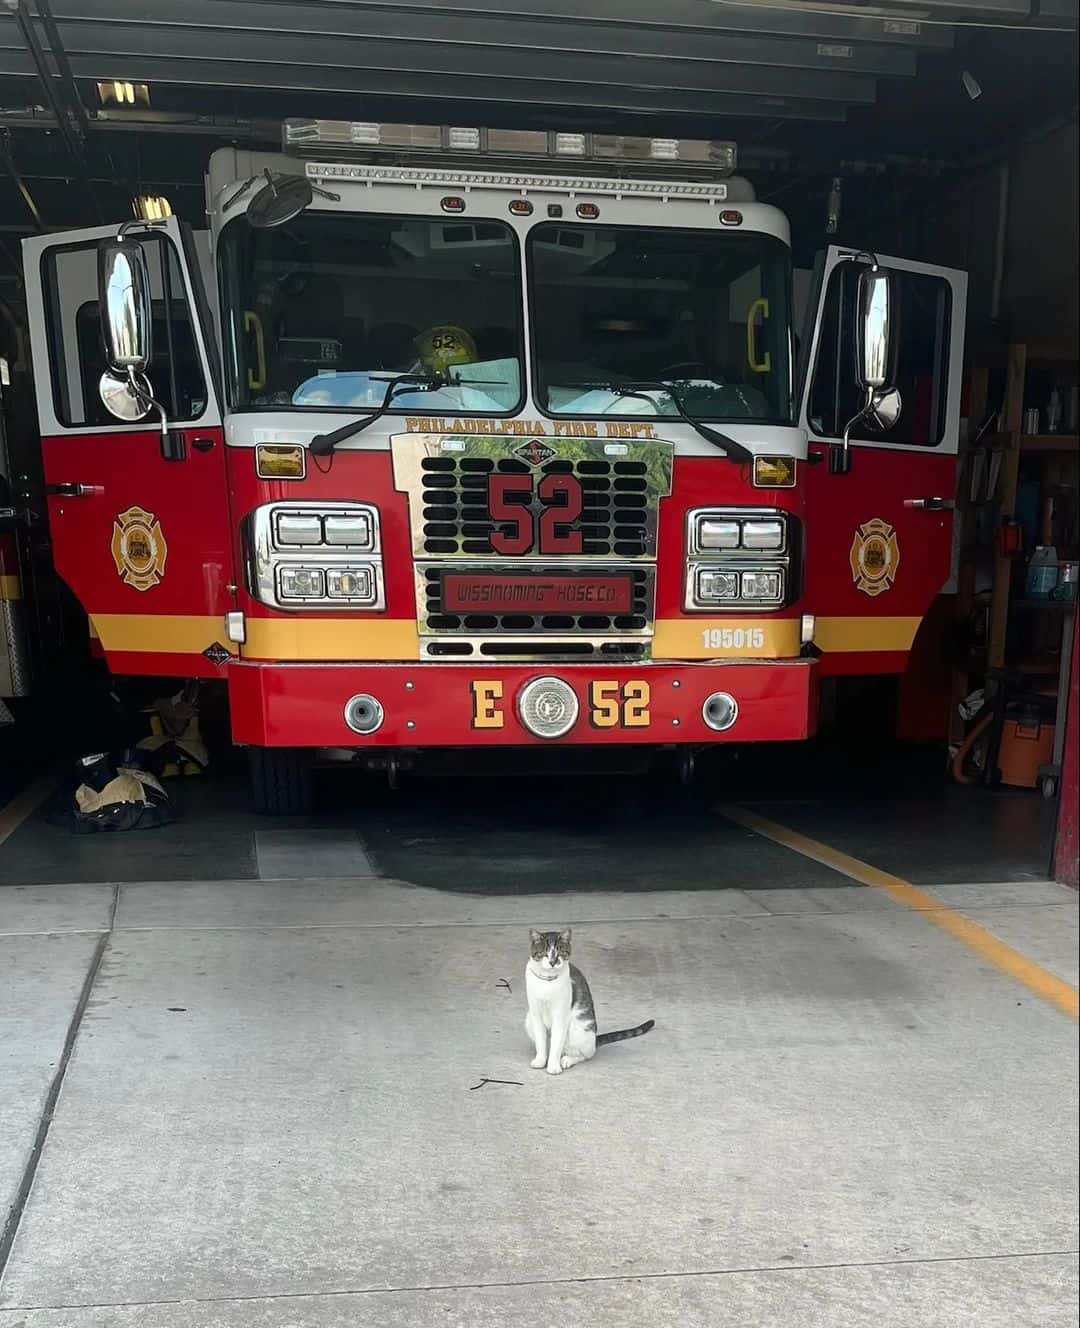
[309,372,497,456]
[553,380,753,464]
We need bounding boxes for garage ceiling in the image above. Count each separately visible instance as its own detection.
[0,0,1077,241]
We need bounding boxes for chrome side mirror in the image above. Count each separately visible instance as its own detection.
[856,266,892,390]
[869,386,902,431]
[98,238,155,423]
[99,239,152,375]
[831,259,898,475]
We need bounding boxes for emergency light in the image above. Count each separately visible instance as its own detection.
[284,120,738,176]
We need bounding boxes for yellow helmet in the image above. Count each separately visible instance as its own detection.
[415,324,477,374]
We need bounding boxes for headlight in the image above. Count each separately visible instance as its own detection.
[326,565,377,602]
[324,512,375,549]
[248,502,385,610]
[275,512,323,545]
[741,520,785,552]
[277,566,326,600]
[740,570,783,601]
[685,507,794,612]
[695,568,740,603]
[697,518,740,550]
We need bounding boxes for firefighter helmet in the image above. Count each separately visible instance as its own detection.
[415,324,477,374]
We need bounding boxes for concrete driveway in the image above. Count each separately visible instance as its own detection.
[1,798,1078,1326]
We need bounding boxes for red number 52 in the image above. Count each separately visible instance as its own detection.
[488,474,583,555]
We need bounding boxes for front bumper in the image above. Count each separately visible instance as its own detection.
[228,658,818,748]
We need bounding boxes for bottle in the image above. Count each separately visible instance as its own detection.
[1026,545,1059,598]
[1045,387,1062,434]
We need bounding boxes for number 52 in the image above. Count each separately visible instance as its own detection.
[589,680,651,729]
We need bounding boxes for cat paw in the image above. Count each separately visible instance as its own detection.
[560,1055,577,1070]
[546,1063,562,1075]
[530,1055,546,1069]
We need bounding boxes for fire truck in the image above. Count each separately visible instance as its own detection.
[16,121,965,812]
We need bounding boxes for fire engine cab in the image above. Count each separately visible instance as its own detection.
[19,121,966,812]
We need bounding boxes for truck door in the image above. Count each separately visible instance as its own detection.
[798,247,967,674]
[22,220,236,678]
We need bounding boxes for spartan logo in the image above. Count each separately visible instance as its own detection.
[513,438,557,468]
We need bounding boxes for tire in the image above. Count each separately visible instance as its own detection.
[248,747,313,816]
[1041,775,1057,800]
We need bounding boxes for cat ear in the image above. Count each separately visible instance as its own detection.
[529,929,542,943]
[559,928,572,944]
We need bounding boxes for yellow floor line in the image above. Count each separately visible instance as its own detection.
[0,776,58,850]
[719,804,1079,1022]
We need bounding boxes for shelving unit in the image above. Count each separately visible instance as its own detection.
[950,340,1079,786]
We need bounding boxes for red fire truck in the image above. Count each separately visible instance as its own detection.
[17,122,965,811]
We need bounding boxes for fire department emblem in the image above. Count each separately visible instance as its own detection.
[849,518,900,597]
[513,438,556,468]
[110,505,168,592]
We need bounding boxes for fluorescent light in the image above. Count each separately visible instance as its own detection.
[97,80,149,107]
[132,194,172,221]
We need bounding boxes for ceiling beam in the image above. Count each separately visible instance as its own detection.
[0,19,878,102]
[182,0,958,48]
[0,50,851,120]
[44,0,919,77]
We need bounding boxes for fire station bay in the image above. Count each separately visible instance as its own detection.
[0,5,1077,1326]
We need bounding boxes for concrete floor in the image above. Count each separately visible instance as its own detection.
[1,771,1077,1326]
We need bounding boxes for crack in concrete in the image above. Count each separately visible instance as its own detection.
[3,1248,1077,1314]
[0,885,117,1287]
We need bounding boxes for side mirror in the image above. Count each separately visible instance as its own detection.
[99,239,152,375]
[98,238,155,424]
[831,263,898,475]
[855,266,891,390]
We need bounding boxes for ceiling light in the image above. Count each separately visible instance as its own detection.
[97,81,150,108]
[132,194,171,221]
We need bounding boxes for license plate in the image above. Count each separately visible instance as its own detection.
[442,573,634,614]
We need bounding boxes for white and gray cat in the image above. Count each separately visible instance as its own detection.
[525,928,654,1075]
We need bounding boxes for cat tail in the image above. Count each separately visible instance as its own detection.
[596,1019,655,1046]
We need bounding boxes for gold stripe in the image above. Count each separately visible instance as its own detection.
[90,614,236,656]
[652,617,801,660]
[242,618,420,661]
[720,806,1079,1022]
[0,574,21,601]
[815,616,922,653]
[84,612,920,661]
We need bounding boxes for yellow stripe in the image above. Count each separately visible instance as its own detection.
[242,618,420,661]
[815,615,922,653]
[653,617,800,660]
[0,574,21,601]
[0,776,57,849]
[90,614,236,656]
[720,805,1079,1022]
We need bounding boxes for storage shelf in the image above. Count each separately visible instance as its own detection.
[1019,434,1079,453]
[1012,597,1077,611]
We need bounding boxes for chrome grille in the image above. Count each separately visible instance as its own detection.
[420,456,650,558]
[416,563,654,635]
[392,432,672,562]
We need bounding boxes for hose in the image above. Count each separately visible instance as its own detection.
[951,711,994,785]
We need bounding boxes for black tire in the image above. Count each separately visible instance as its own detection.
[248,747,313,816]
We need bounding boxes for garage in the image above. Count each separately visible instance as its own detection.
[1,2,1078,1324]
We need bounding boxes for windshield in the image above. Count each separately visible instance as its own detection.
[528,223,792,423]
[219,212,524,414]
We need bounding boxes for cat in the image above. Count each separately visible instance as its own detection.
[524,928,654,1075]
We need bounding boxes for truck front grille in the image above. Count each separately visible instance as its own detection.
[419,456,651,558]
[393,432,672,563]
[419,564,652,634]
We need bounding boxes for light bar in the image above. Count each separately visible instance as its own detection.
[304,161,743,201]
[286,119,737,177]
